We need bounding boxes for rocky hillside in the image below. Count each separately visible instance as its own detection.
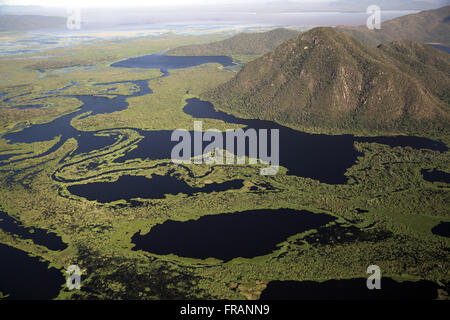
[337,6,450,46]
[203,27,450,134]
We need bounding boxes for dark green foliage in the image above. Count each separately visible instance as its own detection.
[70,245,209,300]
[298,223,393,246]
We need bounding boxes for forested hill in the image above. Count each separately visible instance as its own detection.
[203,27,450,135]
[337,6,450,46]
[165,28,300,56]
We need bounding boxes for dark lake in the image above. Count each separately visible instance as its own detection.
[0,243,64,300]
[111,53,234,75]
[431,222,450,238]
[259,278,439,300]
[0,210,67,251]
[131,208,336,261]
[68,174,244,203]
[421,169,450,184]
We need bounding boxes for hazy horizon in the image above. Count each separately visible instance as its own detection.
[0,0,448,10]
[1,0,448,29]
[0,0,448,13]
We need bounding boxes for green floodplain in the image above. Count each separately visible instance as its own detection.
[0,30,448,300]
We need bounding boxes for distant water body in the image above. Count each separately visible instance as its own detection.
[429,44,450,54]
[111,54,234,76]
[28,10,420,31]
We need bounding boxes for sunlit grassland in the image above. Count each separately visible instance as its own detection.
[0,58,161,98]
[0,31,226,94]
[71,64,238,132]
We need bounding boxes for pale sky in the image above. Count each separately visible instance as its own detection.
[0,0,445,12]
[0,0,338,7]
[0,0,446,29]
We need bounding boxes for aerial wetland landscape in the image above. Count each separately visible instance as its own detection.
[0,2,449,302]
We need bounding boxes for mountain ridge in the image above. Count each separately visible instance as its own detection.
[337,6,450,46]
[165,28,300,56]
[202,27,450,135]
